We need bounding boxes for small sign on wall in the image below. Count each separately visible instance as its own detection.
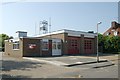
[29,44,36,49]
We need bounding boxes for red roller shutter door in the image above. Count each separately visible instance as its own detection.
[84,39,93,54]
[67,36,80,54]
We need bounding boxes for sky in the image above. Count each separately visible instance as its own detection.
[0,1,119,37]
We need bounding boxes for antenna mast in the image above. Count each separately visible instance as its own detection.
[49,17,51,33]
[35,22,37,35]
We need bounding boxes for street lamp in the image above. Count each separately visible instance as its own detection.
[97,22,102,63]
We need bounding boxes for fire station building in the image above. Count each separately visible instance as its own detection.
[5,29,97,57]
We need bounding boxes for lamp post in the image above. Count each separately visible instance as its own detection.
[97,22,102,63]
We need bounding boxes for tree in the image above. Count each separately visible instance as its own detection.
[0,34,13,51]
[103,36,111,50]
[9,36,13,39]
[112,36,120,51]
[98,33,104,52]
[98,33,104,46]
[102,35,120,53]
[117,37,120,51]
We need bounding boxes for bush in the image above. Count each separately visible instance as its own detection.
[102,36,120,53]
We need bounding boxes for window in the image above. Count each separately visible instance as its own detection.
[52,42,56,49]
[42,41,49,50]
[117,31,119,34]
[13,41,19,50]
[117,31,120,34]
[114,31,117,36]
[106,32,109,36]
[106,32,110,36]
[57,42,61,49]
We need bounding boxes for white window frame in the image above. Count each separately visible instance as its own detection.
[13,41,20,50]
[114,31,117,36]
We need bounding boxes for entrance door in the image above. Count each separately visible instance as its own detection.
[52,39,62,56]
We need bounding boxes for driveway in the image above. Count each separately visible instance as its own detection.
[1,52,119,79]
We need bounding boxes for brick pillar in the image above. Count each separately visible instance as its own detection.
[91,40,94,54]
[94,36,97,54]
[61,40,64,56]
[79,37,81,54]
[63,33,68,55]
[39,39,42,56]
[80,34,84,54]
[49,40,52,56]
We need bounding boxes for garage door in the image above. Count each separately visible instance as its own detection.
[84,39,93,54]
[68,36,80,54]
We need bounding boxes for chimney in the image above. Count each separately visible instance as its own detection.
[111,21,117,29]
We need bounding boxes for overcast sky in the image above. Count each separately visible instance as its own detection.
[0,1,119,37]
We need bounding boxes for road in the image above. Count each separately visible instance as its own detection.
[0,52,119,79]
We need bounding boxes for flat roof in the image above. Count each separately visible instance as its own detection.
[35,29,97,38]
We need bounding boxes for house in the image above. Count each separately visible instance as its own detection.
[5,29,97,57]
[103,21,120,36]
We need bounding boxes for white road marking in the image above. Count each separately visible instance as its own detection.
[23,57,68,66]
[75,62,83,64]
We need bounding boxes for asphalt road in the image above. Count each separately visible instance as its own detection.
[1,52,119,79]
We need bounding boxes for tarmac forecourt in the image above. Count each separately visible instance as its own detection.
[23,56,115,69]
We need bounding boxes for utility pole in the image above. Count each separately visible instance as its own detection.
[49,17,52,39]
